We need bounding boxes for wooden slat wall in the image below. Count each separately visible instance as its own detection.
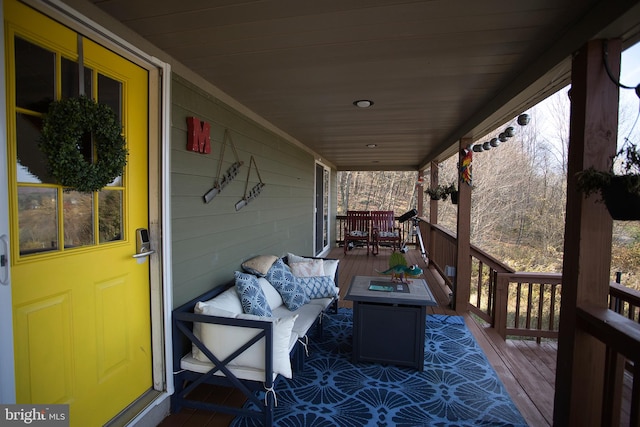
[170,74,317,306]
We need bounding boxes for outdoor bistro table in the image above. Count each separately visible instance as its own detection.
[344,275,437,371]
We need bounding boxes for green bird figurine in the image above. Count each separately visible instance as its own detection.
[376,263,423,283]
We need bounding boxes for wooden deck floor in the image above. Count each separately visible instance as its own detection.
[160,246,556,427]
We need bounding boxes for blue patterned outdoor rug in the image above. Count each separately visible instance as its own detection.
[231,308,527,426]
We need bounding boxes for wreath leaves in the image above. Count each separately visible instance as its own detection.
[39,95,128,193]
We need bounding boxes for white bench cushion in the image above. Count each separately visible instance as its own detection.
[306,295,337,309]
[180,348,289,383]
[259,277,284,310]
[191,288,244,361]
[193,305,298,379]
[272,303,323,337]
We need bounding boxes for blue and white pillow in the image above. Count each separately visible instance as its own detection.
[234,271,272,317]
[298,276,338,299]
[265,258,309,310]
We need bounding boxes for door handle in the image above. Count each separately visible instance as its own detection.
[0,234,9,285]
[132,228,155,259]
[132,250,155,259]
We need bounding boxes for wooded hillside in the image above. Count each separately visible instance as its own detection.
[338,94,640,290]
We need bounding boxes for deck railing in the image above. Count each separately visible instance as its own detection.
[335,214,416,250]
[609,279,640,322]
[494,272,562,342]
[423,219,640,343]
[577,306,640,426]
[337,215,640,345]
[427,223,522,329]
[426,223,458,285]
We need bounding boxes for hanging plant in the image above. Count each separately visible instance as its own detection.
[39,95,128,193]
[425,183,456,201]
[576,142,640,220]
[450,189,459,204]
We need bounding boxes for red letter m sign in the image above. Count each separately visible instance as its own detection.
[186,117,211,154]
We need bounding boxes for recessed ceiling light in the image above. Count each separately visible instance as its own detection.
[353,99,374,108]
[366,144,377,148]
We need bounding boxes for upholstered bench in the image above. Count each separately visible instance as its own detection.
[171,254,339,426]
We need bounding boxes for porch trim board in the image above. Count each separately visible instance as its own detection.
[0,0,16,405]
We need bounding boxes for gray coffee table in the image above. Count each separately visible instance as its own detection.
[344,275,437,371]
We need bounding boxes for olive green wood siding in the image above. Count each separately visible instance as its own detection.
[171,74,316,306]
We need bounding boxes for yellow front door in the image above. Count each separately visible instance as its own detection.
[5,1,152,425]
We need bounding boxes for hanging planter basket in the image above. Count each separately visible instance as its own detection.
[601,175,640,220]
[450,190,459,205]
[576,143,640,222]
[425,183,456,201]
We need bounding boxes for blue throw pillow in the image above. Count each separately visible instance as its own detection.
[234,271,272,317]
[298,276,338,299]
[265,258,309,310]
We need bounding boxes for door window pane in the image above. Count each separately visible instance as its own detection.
[98,73,124,187]
[64,191,94,248]
[14,37,54,113]
[16,113,52,183]
[99,190,123,243]
[107,175,123,187]
[98,73,122,122]
[18,187,58,255]
[61,56,92,99]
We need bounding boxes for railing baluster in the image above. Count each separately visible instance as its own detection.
[526,283,533,330]
[515,283,522,330]
[477,261,484,310]
[550,284,557,331]
[536,284,545,344]
[489,269,496,319]
[631,367,640,427]
[601,346,624,426]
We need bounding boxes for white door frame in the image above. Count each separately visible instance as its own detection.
[314,161,331,256]
[0,0,17,405]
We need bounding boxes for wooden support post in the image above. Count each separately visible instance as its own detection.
[417,170,424,217]
[429,162,438,225]
[428,162,439,261]
[554,39,620,426]
[416,169,428,261]
[454,138,472,312]
[494,273,509,340]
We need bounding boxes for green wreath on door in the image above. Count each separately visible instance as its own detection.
[39,95,128,193]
